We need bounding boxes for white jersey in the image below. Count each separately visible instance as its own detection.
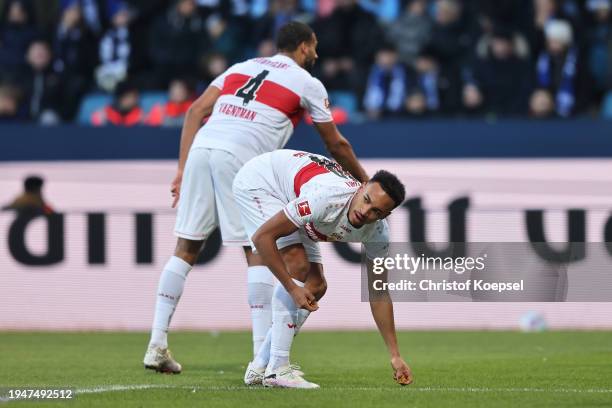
[191,54,333,163]
[253,149,390,259]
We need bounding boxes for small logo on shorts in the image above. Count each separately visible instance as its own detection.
[297,201,311,217]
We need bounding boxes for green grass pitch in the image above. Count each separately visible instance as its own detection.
[1,331,611,407]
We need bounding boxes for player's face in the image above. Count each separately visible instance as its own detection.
[348,182,396,227]
[302,34,319,71]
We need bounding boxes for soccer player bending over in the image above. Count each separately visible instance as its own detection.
[143,21,369,374]
[233,149,413,388]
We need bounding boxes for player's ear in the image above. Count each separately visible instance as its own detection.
[380,210,392,220]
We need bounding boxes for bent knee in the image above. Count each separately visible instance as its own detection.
[174,238,205,265]
[314,280,327,300]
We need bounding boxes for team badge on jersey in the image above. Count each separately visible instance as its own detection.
[296,201,311,217]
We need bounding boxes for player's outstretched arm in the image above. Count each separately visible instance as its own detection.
[170,86,221,207]
[252,211,319,312]
[313,121,369,183]
[367,259,414,385]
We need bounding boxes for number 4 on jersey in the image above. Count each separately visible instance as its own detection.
[236,70,270,106]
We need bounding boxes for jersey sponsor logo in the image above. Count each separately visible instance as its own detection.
[297,201,311,217]
[304,222,328,242]
[287,323,297,329]
[324,98,330,110]
[340,224,352,233]
[345,180,360,188]
[328,232,343,241]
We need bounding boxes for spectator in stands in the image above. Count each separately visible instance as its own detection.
[360,0,400,23]
[0,0,39,74]
[0,83,24,122]
[404,45,462,116]
[256,38,276,57]
[1,175,54,215]
[197,51,228,90]
[313,0,384,95]
[363,44,407,119]
[94,2,138,92]
[463,26,533,116]
[17,39,63,124]
[473,0,533,36]
[146,77,196,127]
[91,79,143,125]
[528,0,583,57]
[584,0,611,95]
[252,0,298,53]
[530,19,591,117]
[57,0,110,36]
[203,13,244,63]
[386,0,432,67]
[427,0,474,70]
[148,0,209,87]
[49,2,98,121]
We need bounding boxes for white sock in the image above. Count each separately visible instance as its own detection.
[295,309,310,336]
[268,279,303,371]
[255,297,311,369]
[247,265,274,358]
[149,256,192,349]
[254,328,272,369]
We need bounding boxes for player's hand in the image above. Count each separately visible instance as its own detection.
[391,356,413,386]
[170,171,182,208]
[289,286,319,312]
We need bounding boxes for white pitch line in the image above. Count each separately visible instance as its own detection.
[77,384,173,394]
[68,384,612,395]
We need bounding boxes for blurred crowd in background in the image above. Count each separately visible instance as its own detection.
[0,0,611,125]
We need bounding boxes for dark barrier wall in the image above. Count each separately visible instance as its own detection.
[1,120,612,161]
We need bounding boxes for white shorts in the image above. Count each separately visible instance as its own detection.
[174,148,249,246]
[232,164,322,264]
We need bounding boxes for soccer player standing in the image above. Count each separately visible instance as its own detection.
[144,22,369,373]
[233,149,413,388]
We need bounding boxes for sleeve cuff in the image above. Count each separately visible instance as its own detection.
[283,207,302,227]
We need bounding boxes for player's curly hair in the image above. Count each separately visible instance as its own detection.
[276,21,314,52]
[370,170,406,208]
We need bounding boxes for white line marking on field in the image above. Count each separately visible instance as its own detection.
[71,384,612,395]
[77,384,173,394]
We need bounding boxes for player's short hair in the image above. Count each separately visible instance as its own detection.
[276,21,314,52]
[370,170,405,208]
[24,176,44,193]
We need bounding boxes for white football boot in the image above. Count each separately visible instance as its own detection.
[262,365,319,389]
[244,361,266,385]
[290,364,305,377]
[143,346,182,374]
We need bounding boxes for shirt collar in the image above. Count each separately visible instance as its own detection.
[273,54,298,66]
